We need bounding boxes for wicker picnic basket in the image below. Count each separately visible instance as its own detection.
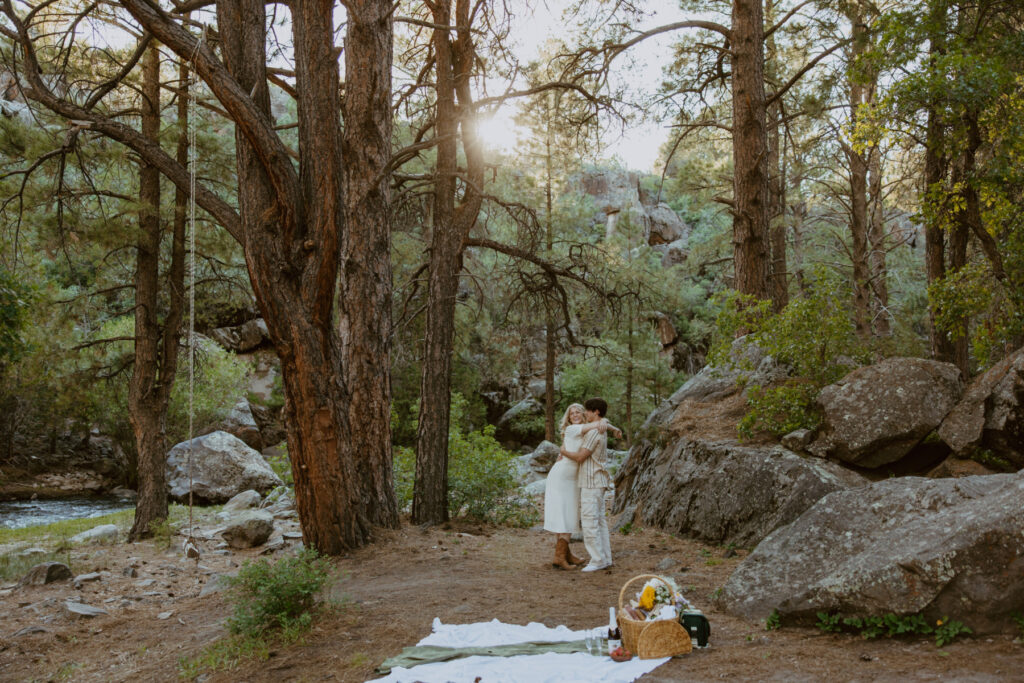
[617,574,693,659]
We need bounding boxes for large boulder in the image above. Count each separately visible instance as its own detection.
[938,347,1024,468]
[528,441,561,474]
[166,431,283,504]
[494,398,545,447]
[209,318,269,353]
[217,399,264,452]
[658,238,688,268]
[808,358,962,468]
[614,439,866,547]
[718,472,1024,634]
[645,203,688,246]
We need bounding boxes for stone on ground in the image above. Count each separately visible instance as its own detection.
[808,358,962,468]
[615,439,866,547]
[223,489,262,512]
[19,562,72,586]
[69,524,119,544]
[938,346,1024,468]
[718,471,1024,633]
[166,430,282,504]
[220,510,274,549]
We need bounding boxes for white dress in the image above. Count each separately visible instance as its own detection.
[543,424,583,533]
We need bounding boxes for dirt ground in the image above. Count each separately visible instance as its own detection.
[3,516,1023,683]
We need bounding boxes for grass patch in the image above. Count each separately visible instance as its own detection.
[177,634,273,679]
[0,508,136,546]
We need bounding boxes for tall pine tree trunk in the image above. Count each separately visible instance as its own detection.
[128,45,184,541]
[847,7,872,340]
[765,0,787,312]
[413,0,485,524]
[867,145,890,336]
[731,0,772,301]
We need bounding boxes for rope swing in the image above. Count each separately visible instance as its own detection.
[181,25,207,562]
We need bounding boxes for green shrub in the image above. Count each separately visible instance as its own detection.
[814,611,971,647]
[392,393,533,525]
[224,548,332,639]
[710,272,869,438]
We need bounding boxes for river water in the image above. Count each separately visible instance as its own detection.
[0,497,134,530]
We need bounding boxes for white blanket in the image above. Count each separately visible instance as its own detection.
[370,618,670,683]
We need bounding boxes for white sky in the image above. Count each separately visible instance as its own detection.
[475,1,689,173]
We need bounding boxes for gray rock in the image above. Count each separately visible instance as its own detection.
[64,600,108,618]
[656,557,678,572]
[495,398,545,445]
[528,441,561,474]
[523,479,547,496]
[223,489,262,512]
[17,547,47,557]
[218,399,264,452]
[614,438,866,547]
[220,511,274,549]
[780,429,814,452]
[809,358,963,468]
[166,431,283,504]
[645,202,687,246]
[938,347,1024,468]
[19,562,72,586]
[200,573,234,596]
[69,524,119,544]
[157,611,174,620]
[659,238,689,268]
[108,486,137,500]
[718,471,1024,634]
[12,625,49,637]
[73,572,102,588]
[209,318,268,353]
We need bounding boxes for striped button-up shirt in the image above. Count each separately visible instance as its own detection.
[577,428,610,489]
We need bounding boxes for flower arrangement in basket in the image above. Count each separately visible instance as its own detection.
[617,574,693,659]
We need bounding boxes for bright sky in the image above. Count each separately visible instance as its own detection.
[475,2,688,173]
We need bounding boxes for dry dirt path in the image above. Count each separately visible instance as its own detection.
[2,522,1022,682]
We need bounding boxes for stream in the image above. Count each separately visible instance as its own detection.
[0,497,134,530]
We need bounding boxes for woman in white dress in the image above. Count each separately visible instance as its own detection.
[544,404,619,569]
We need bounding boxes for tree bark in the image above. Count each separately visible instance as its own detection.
[847,8,872,340]
[867,144,890,336]
[765,0,787,312]
[731,0,772,301]
[128,45,181,541]
[413,0,485,525]
[923,0,954,363]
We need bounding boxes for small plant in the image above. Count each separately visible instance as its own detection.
[765,609,781,631]
[148,517,175,550]
[816,612,842,633]
[619,522,635,535]
[265,450,293,487]
[1010,611,1024,638]
[934,617,972,647]
[224,547,332,639]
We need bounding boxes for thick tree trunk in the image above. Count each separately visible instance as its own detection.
[765,0,787,312]
[847,9,872,340]
[216,0,397,553]
[731,0,772,301]
[128,46,169,541]
[342,0,400,526]
[543,112,556,442]
[413,0,485,525]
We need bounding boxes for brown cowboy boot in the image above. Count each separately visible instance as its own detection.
[552,538,577,570]
[566,544,585,567]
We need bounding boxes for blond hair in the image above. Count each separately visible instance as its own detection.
[559,403,585,437]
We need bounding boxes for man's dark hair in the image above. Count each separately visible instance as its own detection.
[584,397,608,417]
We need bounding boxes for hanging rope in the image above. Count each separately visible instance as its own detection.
[182,24,207,562]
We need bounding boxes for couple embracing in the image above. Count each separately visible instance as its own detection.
[543,397,621,573]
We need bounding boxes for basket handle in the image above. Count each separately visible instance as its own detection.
[617,574,674,611]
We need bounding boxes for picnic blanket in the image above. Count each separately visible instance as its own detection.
[370,618,670,683]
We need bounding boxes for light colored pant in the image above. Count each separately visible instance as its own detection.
[580,486,612,566]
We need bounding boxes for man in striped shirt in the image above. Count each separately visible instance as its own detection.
[559,397,613,572]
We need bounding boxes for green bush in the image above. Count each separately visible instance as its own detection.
[710,273,869,438]
[393,394,535,525]
[224,548,332,639]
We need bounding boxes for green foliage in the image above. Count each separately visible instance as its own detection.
[265,449,293,486]
[709,274,870,438]
[0,265,31,372]
[815,612,971,647]
[177,633,272,679]
[765,609,781,631]
[224,548,332,639]
[1010,611,1024,638]
[393,394,536,525]
[934,617,972,648]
